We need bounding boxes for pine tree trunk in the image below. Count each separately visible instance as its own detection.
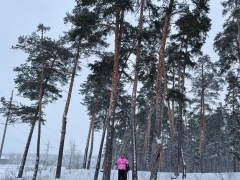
[87,125,94,169]
[177,100,186,178]
[94,111,108,180]
[182,67,187,178]
[102,9,124,180]
[150,85,163,180]
[87,97,98,169]
[167,65,178,176]
[236,16,240,64]
[17,119,36,178]
[165,74,174,136]
[232,89,236,172]
[143,90,153,170]
[86,120,94,169]
[55,45,80,178]
[32,52,45,180]
[150,0,174,179]
[172,65,175,130]
[203,87,206,173]
[160,128,164,172]
[177,54,186,178]
[199,63,204,173]
[159,90,166,172]
[130,0,144,178]
[83,117,93,169]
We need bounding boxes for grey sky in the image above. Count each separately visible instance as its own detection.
[0,0,223,157]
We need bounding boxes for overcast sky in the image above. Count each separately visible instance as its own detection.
[0,0,223,158]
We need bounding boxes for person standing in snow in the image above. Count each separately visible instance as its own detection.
[115,153,128,180]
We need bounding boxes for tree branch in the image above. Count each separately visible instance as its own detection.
[90,24,115,33]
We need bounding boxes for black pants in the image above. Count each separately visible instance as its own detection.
[118,170,127,180]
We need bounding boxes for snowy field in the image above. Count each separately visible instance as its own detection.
[0,165,240,180]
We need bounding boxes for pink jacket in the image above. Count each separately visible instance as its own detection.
[115,157,128,170]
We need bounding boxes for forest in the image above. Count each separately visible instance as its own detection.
[0,0,240,180]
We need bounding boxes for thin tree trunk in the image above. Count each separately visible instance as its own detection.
[87,118,94,169]
[232,89,236,172]
[83,117,93,169]
[150,85,164,180]
[181,65,187,178]
[143,90,153,170]
[199,62,204,173]
[17,119,36,178]
[94,110,108,180]
[150,0,174,179]
[102,8,124,180]
[203,85,206,173]
[130,0,144,179]
[176,51,186,178]
[55,45,80,178]
[167,64,178,176]
[159,88,166,172]
[236,3,240,64]
[235,35,240,175]
[87,97,98,169]
[32,46,45,180]
[172,65,175,129]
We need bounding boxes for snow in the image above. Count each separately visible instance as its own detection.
[1,165,240,180]
[156,138,161,144]
[63,112,67,118]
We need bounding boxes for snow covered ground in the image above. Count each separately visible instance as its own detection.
[0,165,240,180]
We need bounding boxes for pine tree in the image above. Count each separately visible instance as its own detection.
[214,0,240,73]
[191,55,223,173]
[80,53,113,175]
[224,71,240,171]
[206,104,227,172]
[55,2,108,177]
[150,1,175,179]
[164,0,211,176]
[12,24,73,179]
[222,0,240,64]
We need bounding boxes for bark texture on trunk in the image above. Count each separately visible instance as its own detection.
[234,2,240,172]
[236,15,240,64]
[83,118,93,169]
[17,120,36,178]
[87,117,94,169]
[232,88,236,172]
[143,90,153,170]
[94,112,108,180]
[150,86,163,180]
[177,55,186,178]
[199,62,205,173]
[55,45,80,179]
[87,97,98,169]
[130,0,144,178]
[102,9,124,180]
[159,94,165,172]
[150,1,174,179]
